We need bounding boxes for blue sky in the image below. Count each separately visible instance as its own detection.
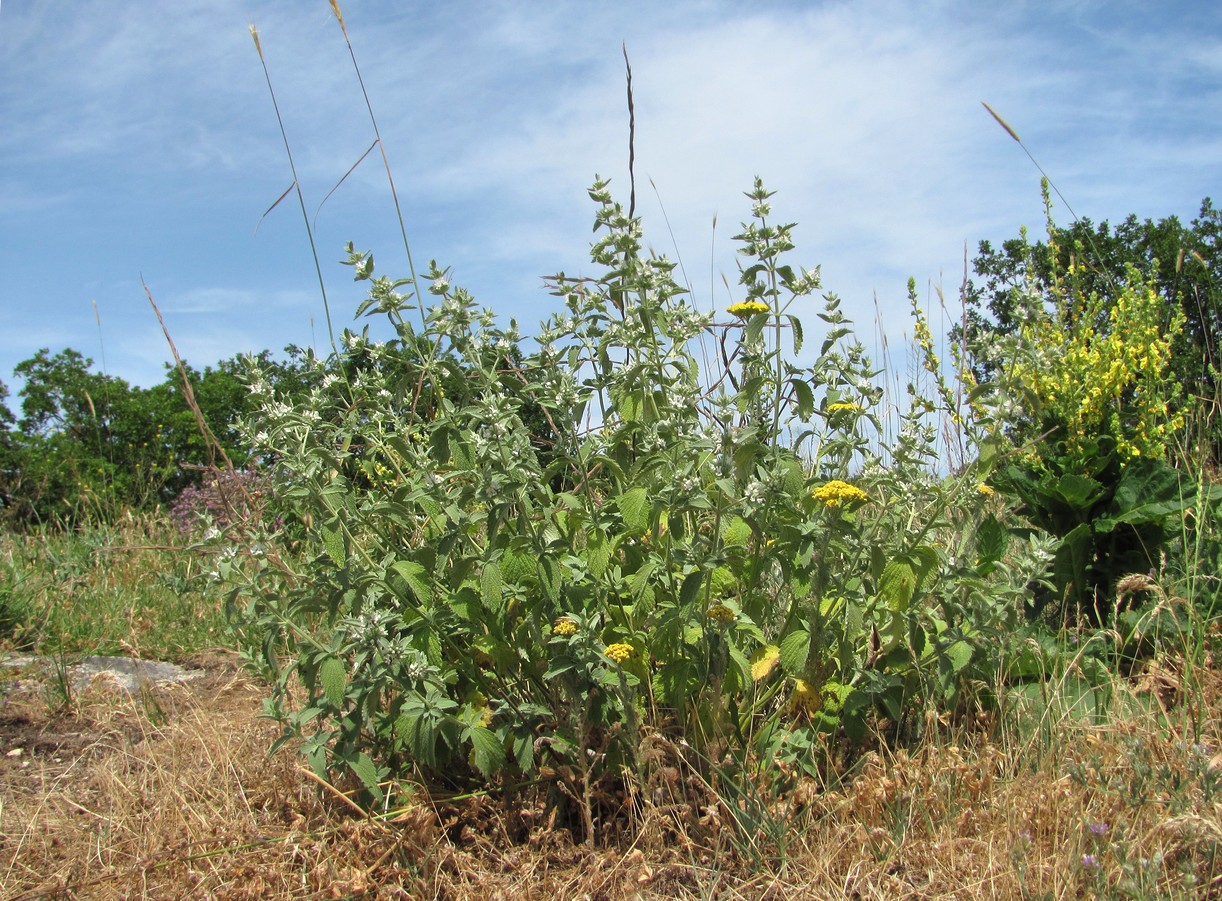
[1,0,1219,398]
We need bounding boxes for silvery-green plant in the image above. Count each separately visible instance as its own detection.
[218,179,1045,828]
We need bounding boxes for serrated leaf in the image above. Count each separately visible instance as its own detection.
[586,530,611,579]
[745,312,768,345]
[791,377,814,419]
[779,629,810,675]
[787,313,804,355]
[679,570,704,607]
[481,561,503,612]
[976,514,1008,571]
[350,753,383,801]
[945,639,973,674]
[879,559,916,611]
[728,640,752,684]
[320,656,346,708]
[709,567,736,595]
[721,516,752,547]
[750,644,781,682]
[513,733,534,773]
[629,560,656,601]
[467,726,505,777]
[391,560,433,605]
[321,524,346,568]
[615,487,651,533]
[449,433,474,470]
[538,557,561,604]
[500,552,533,584]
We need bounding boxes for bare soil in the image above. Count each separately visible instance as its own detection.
[2,651,1219,900]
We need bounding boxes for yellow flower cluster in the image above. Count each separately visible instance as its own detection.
[812,480,868,508]
[826,402,863,415]
[975,482,995,496]
[705,604,735,624]
[604,642,634,663]
[727,300,769,318]
[1012,260,1185,463]
[553,618,578,636]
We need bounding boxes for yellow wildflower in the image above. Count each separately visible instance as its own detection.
[604,642,634,663]
[705,604,735,624]
[553,618,578,636]
[727,300,769,318]
[826,402,863,415]
[812,480,868,508]
[975,482,995,497]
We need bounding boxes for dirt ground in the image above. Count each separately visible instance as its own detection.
[0,655,771,900]
[2,651,1220,900]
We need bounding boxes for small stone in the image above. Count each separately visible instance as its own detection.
[6,747,23,758]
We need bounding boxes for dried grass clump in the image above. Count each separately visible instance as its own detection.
[2,648,1220,899]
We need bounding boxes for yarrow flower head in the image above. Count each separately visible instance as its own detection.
[604,642,634,663]
[705,604,735,624]
[826,402,863,415]
[812,480,868,508]
[727,300,769,318]
[553,617,578,636]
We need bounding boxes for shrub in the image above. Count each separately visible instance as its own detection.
[216,179,1046,824]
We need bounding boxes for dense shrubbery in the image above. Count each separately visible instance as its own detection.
[0,349,304,529]
[213,179,1081,819]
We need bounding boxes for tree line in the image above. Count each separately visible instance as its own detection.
[1,198,1217,531]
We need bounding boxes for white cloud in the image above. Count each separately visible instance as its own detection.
[1,0,1219,391]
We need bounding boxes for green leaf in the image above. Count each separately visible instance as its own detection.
[392,560,433,605]
[1051,473,1106,511]
[790,377,814,419]
[500,552,534,584]
[538,557,561,604]
[320,656,346,708]
[586,530,611,580]
[944,639,973,674]
[350,753,383,801]
[745,312,768,346]
[709,567,736,596]
[481,561,503,612]
[879,559,917,611]
[467,726,505,777]
[976,514,1008,570]
[786,313,804,355]
[721,516,752,548]
[321,524,346,569]
[615,487,651,532]
[629,560,656,601]
[728,640,753,685]
[779,629,810,675]
[679,570,704,608]
[449,433,474,470]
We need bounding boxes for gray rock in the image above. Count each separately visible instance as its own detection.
[1,654,205,694]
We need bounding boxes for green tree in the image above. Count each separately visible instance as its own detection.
[962,199,1221,426]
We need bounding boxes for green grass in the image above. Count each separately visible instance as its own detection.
[0,515,228,661]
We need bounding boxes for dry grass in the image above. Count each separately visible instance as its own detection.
[1,646,1220,900]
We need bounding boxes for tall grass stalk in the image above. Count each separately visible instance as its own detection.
[326,0,424,332]
[248,23,337,355]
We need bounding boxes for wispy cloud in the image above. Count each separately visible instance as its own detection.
[1,0,1218,389]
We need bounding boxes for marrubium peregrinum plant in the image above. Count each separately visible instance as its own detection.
[969,183,1194,622]
[219,179,1041,830]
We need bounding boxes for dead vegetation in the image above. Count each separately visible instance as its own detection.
[1,645,1219,900]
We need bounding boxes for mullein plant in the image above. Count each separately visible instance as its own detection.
[967,182,1200,623]
[218,179,1045,824]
